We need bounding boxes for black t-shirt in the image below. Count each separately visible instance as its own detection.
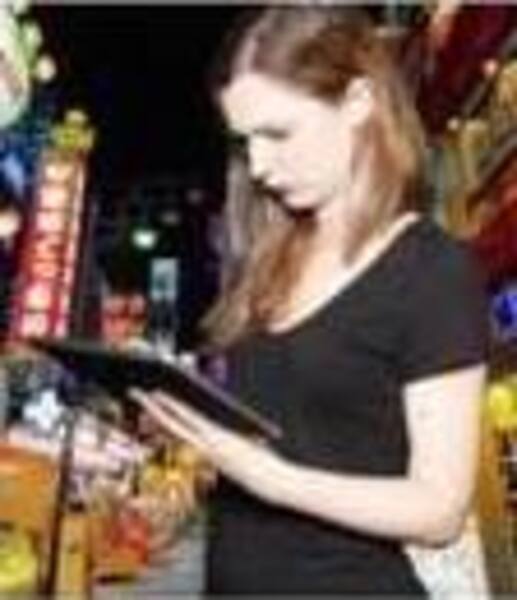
[205,218,489,596]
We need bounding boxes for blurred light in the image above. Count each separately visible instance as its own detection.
[0,151,26,198]
[161,210,179,226]
[39,185,68,210]
[447,117,461,132]
[187,187,204,206]
[428,0,461,50]
[9,0,31,16]
[43,161,74,183]
[132,227,157,250]
[482,58,499,79]
[65,108,88,126]
[0,6,31,127]
[21,22,42,55]
[34,54,56,83]
[0,206,21,239]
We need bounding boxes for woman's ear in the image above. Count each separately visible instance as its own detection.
[339,77,376,127]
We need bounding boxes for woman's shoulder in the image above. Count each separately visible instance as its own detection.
[401,217,478,278]
[396,218,489,379]
[397,217,487,320]
[406,216,463,253]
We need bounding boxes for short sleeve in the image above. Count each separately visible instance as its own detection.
[400,240,489,383]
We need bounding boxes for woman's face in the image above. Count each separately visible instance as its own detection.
[220,72,369,215]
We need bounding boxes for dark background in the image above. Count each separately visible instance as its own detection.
[33,6,242,187]
[32,5,390,188]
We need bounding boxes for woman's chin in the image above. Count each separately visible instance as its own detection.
[281,192,321,214]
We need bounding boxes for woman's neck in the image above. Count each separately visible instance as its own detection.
[305,210,420,279]
[269,210,421,333]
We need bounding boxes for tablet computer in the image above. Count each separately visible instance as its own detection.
[30,337,282,441]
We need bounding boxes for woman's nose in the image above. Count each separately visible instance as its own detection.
[248,137,276,183]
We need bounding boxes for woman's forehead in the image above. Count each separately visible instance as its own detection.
[220,72,332,134]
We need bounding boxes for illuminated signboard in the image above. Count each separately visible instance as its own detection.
[9,149,86,340]
[101,293,146,345]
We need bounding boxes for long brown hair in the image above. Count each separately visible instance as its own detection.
[202,6,426,349]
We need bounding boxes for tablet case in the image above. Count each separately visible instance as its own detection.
[30,338,282,441]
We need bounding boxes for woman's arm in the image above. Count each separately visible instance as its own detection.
[131,362,486,548]
[271,364,486,547]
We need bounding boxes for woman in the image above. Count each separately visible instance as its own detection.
[132,6,488,596]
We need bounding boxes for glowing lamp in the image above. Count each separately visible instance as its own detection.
[0,207,20,239]
[486,381,517,431]
[34,54,56,83]
[132,227,157,250]
[482,59,499,80]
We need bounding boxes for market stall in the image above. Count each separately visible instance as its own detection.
[406,4,517,593]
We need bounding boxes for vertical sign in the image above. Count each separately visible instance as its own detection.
[9,149,86,340]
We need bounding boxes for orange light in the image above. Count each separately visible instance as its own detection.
[482,59,499,79]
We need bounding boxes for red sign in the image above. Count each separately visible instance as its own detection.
[404,5,516,133]
[101,293,146,345]
[9,150,86,340]
[471,157,517,285]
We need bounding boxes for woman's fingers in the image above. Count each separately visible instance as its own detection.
[128,388,202,449]
[150,391,215,434]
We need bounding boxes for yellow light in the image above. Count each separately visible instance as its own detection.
[34,55,56,83]
[43,161,75,184]
[65,109,88,126]
[486,381,517,431]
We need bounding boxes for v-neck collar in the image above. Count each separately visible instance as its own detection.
[265,212,423,339]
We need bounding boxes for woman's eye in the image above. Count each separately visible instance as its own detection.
[261,128,289,141]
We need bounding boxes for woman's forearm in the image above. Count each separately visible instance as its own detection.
[130,388,475,548]
[262,461,468,547]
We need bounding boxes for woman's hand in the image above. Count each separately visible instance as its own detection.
[129,389,294,505]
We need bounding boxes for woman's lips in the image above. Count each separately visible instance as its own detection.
[253,179,289,202]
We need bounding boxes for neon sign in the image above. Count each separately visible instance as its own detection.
[9,149,86,339]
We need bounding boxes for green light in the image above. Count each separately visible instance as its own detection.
[132,227,157,250]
